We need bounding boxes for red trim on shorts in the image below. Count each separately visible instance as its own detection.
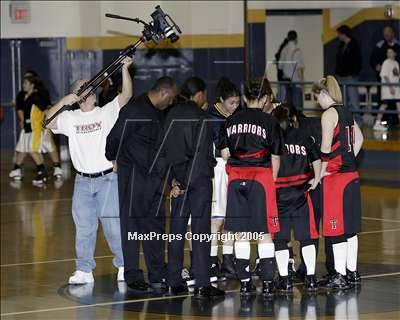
[275,179,308,189]
[306,193,319,239]
[233,149,269,159]
[276,173,312,183]
[226,165,280,234]
[322,171,359,236]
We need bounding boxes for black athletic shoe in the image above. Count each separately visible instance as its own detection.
[295,270,306,283]
[319,272,351,291]
[32,171,48,185]
[240,280,256,297]
[169,283,189,296]
[210,257,220,283]
[275,276,293,293]
[193,285,225,300]
[182,267,196,286]
[220,254,236,280]
[304,275,318,292]
[262,281,274,297]
[288,259,296,281]
[346,270,361,284]
[127,280,152,293]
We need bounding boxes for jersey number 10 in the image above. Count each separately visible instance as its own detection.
[345,125,355,153]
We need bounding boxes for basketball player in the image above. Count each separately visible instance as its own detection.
[208,77,241,281]
[220,79,284,297]
[312,75,363,290]
[272,104,321,293]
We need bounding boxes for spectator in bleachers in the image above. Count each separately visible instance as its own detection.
[336,25,362,118]
[335,25,362,118]
[370,25,400,84]
[373,48,400,131]
[278,30,305,111]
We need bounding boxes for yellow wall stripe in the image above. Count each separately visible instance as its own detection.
[323,7,400,44]
[66,34,245,50]
[248,9,266,23]
[363,139,400,152]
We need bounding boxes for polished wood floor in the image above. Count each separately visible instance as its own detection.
[1,156,399,319]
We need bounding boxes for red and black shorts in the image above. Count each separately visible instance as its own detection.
[274,191,319,241]
[224,165,280,234]
[322,171,361,237]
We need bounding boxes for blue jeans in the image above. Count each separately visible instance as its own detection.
[72,172,123,272]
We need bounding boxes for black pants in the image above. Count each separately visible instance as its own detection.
[118,163,166,284]
[167,178,212,288]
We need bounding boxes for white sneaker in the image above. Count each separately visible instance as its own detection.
[53,167,63,179]
[373,121,388,131]
[68,270,94,284]
[117,267,125,282]
[9,168,23,180]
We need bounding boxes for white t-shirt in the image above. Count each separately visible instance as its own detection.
[278,41,305,82]
[52,96,121,173]
[380,58,400,100]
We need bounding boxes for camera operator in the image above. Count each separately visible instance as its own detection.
[106,77,177,293]
[46,57,133,284]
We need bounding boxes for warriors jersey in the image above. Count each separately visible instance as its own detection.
[275,126,320,208]
[223,108,284,167]
[323,104,357,173]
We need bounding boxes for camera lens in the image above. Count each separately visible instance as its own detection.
[168,33,179,43]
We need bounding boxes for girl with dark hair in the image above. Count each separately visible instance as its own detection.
[11,74,52,185]
[220,78,284,297]
[164,76,225,299]
[208,77,240,281]
[271,104,321,293]
[9,71,63,184]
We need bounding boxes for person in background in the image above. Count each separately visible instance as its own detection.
[275,36,290,101]
[278,30,305,111]
[373,48,400,131]
[9,70,63,182]
[370,26,400,127]
[335,25,362,121]
[370,25,400,92]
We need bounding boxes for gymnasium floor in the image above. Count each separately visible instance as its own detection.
[1,149,399,319]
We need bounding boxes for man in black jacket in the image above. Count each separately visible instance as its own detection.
[105,77,177,293]
[164,77,225,299]
[335,25,362,116]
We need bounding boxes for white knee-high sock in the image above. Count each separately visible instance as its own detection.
[302,245,316,275]
[258,242,275,258]
[222,244,234,255]
[275,250,289,276]
[346,235,358,272]
[211,245,218,257]
[332,242,347,276]
[235,241,251,260]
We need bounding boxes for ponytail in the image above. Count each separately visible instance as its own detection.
[312,75,342,104]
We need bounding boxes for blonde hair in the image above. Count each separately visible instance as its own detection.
[312,75,342,104]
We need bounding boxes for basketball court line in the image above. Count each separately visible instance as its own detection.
[1,272,399,317]
[362,217,400,223]
[2,228,399,268]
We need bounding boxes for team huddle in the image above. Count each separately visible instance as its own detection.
[45,56,363,299]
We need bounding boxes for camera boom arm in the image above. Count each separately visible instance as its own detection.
[43,6,181,128]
